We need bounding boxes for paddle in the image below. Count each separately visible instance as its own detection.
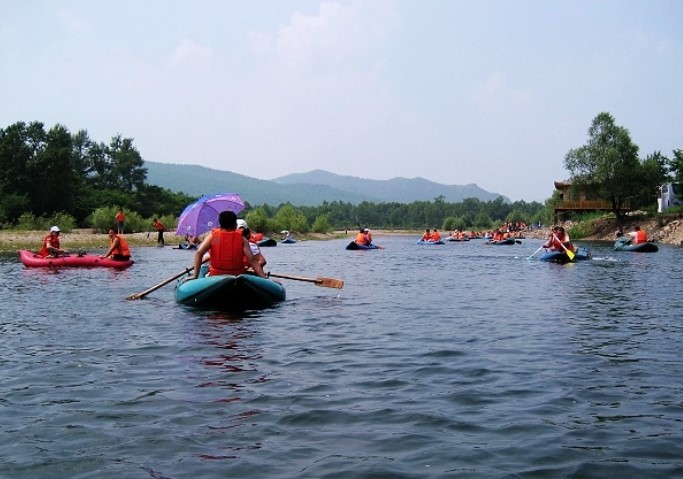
[553,234,575,261]
[527,244,546,260]
[126,258,208,300]
[268,272,344,289]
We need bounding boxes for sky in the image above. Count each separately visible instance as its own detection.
[1,1,682,203]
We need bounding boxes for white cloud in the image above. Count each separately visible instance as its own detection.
[170,39,213,69]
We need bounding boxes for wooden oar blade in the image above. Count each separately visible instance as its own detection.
[268,272,344,289]
[316,277,344,289]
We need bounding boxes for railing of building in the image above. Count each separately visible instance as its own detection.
[555,200,630,211]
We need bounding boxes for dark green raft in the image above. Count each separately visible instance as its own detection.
[175,272,286,309]
[614,238,659,252]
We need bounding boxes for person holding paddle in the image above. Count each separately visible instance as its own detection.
[543,226,574,253]
[102,227,132,261]
[38,226,69,257]
[187,211,266,281]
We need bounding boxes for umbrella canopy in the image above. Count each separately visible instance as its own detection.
[175,193,245,237]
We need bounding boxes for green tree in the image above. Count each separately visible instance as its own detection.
[635,151,669,210]
[245,207,270,233]
[669,149,683,184]
[273,204,309,233]
[311,214,332,233]
[30,124,78,216]
[564,112,641,220]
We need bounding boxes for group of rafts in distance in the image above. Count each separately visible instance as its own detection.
[346,223,659,264]
[18,218,658,310]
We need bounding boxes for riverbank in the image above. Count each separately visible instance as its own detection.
[3,218,682,253]
[525,214,683,246]
[0,230,171,253]
[0,229,352,253]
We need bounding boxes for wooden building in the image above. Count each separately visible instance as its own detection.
[553,180,630,222]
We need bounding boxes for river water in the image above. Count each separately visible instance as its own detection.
[1,235,682,479]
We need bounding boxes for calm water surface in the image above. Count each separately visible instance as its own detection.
[1,235,682,478]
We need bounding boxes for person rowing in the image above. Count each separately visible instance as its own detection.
[187,210,266,281]
[543,225,574,253]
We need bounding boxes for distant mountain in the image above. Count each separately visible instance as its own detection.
[144,162,373,205]
[272,170,508,203]
[144,162,507,206]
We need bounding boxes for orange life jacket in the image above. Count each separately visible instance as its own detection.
[116,211,125,222]
[634,230,647,244]
[431,231,441,241]
[552,234,573,251]
[154,221,165,232]
[110,234,131,257]
[39,233,60,257]
[355,232,366,244]
[208,228,246,276]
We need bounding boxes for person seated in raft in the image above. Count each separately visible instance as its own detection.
[188,211,266,281]
[39,226,70,257]
[363,228,373,244]
[615,225,624,238]
[543,226,574,252]
[430,229,441,241]
[282,230,295,241]
[354,227,369,246]
[490,229,504,242]
[101,227,132,261]
[250,229,264,242]
[421,229,432,242]
[628,225,648,244]
[237,219,267,268]
[180,234,201,249]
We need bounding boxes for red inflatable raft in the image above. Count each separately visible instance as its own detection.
[18,250,134,269]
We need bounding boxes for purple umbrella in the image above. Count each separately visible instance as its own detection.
[175,193,245,237]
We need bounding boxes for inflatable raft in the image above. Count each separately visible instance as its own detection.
[19,250,134,269]
[175,273,286,309]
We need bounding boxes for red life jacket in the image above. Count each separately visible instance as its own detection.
[208,229,246,276]
[38,233,60,257]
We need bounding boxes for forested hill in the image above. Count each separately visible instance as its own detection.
[145,162,508,206]
[273,170,507,203]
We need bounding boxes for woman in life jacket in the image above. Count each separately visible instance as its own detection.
[102,228,131,260]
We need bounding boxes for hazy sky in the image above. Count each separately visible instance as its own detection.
[2,1,681,202]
